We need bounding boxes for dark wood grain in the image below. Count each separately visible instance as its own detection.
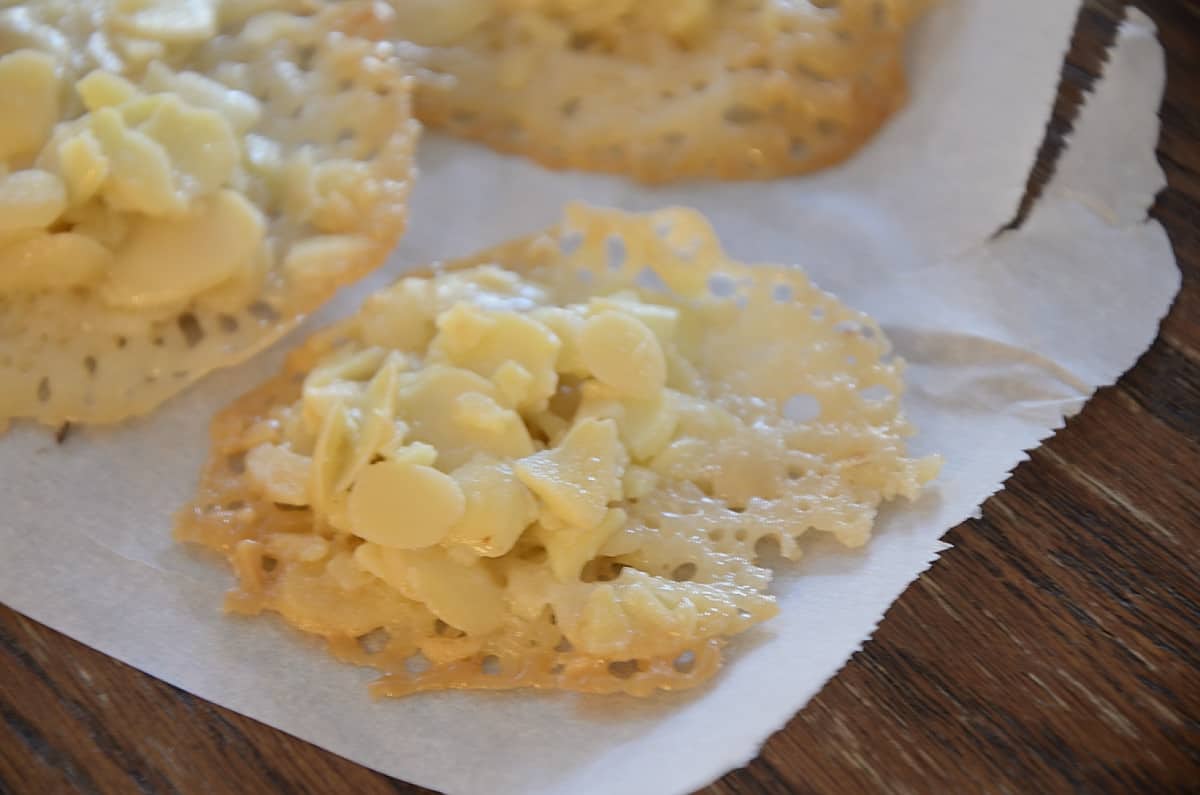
[2,2,1198,793]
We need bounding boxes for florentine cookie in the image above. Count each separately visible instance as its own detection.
[356,0,930,183]
[0,0,417,429]
[177,204,940,697]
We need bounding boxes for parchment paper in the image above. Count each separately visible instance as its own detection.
[0,3,1180,794]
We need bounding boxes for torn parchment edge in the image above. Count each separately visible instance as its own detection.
[1051,10,1169,227]
[686,8,1182,793]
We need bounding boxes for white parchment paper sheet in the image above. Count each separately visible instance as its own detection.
[0,3,1181,794]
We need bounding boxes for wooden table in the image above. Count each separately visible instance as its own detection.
[2,1,1197,792]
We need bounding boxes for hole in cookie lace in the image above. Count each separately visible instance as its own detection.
[405,652,431,674]
[816,118,843,137]
[218,314,239,333]
[296,45,316,69]
[607,660,639,679]
[481,655,502,675]
[783,394,820,423]
[36,377,50,404]
[653,124,683,147]
[559,230,583,256]
[581,558,622,583]
[357,628,390,655]
[249,301,280,324]
[177,313,204,348]
[226,452,246,474]
[707,273,737,298]
[772,283,794,302]
[754,535,785,567]
[673,651,696,674]
[606,235,626,270]
[501,120,525,144]
[568,32,597,51]
[671,563,697,582]
[859,384,891,402]
[83,355,98,376]
[636,266,668,293]
[261,556,278,572]
[723,105,763,125]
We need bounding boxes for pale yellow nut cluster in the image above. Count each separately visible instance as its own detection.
[248,272,674,542]
[0,61,262,305]
[0,0,236,90]
[0,0,403,312]
[0,0,270,305]
[237,267,713,651]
